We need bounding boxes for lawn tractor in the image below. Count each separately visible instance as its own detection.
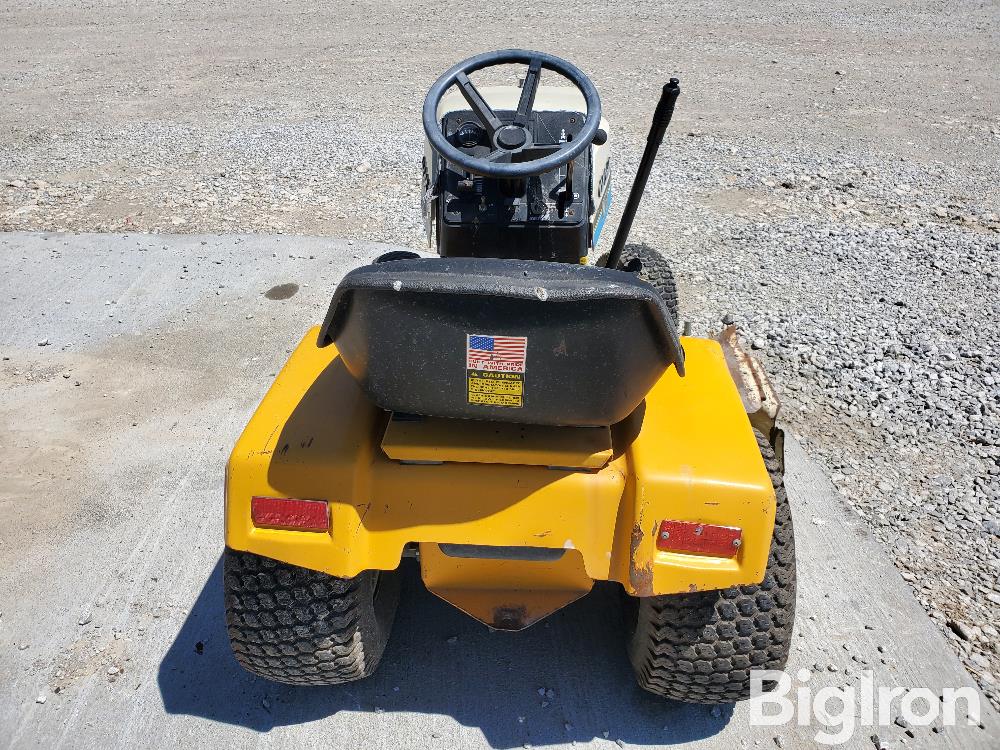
[223,49,796,704]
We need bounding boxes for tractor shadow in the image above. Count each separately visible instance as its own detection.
[158,556,733,747]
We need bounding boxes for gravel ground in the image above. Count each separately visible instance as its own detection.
[2,0,999,711]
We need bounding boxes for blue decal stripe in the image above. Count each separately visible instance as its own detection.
[592,189,612,248]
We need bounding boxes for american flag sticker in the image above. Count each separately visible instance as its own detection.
[467,334,527,408]
[466,334,528,373]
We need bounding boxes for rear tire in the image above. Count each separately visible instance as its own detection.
[224,548,399,685]
[597,243,679,328]
[624,429,796,703]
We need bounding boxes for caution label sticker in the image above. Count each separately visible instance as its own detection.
[466,334,528,407]
[468,370,524,407]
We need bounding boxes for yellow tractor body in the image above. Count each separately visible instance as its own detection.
[225,327,775,630]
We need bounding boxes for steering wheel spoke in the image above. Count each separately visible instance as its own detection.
[486,149,513,164]
[513,58,541,128]
[456,72,502,136]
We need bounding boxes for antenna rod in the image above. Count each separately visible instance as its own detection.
[604,78,680,268]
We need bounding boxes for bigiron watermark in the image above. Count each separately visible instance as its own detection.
[747,669,982,745]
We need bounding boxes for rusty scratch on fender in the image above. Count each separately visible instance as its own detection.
[628,522,654,597]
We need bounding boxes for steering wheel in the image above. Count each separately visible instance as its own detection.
[423,49,602,179]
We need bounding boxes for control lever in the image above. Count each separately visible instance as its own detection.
[604,78,680,268]
[557,161,574,218]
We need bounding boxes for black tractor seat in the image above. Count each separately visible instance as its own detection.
[318,257,684,427]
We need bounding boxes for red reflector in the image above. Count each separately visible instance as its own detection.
[656,520,742,557]
[251,496,329,532]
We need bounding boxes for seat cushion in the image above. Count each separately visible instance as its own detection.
[318,257,684,426]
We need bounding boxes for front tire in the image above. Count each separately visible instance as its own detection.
[374,249,421,263]
[224,548,399,685]
[625,429,796,703]
[596,243,679,328]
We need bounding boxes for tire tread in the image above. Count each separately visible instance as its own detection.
[224,549,398,685]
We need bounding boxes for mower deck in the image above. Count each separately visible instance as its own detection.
[225,327,776,628]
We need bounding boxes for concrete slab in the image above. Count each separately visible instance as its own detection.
[0,232,997,749]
